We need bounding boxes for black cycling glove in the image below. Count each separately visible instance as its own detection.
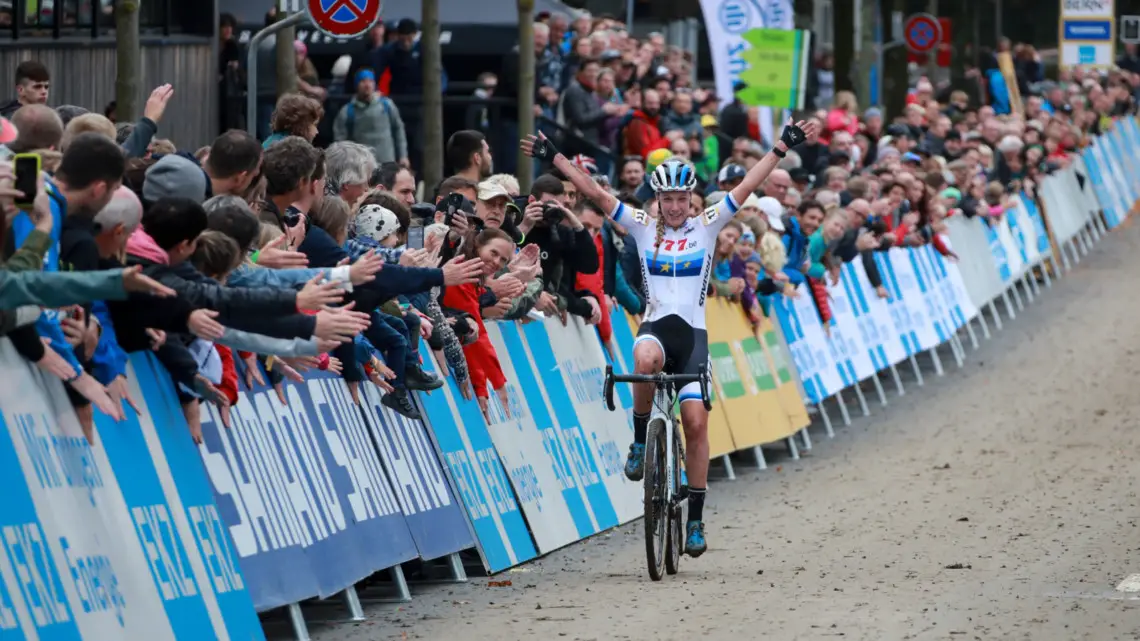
[780,123,807,149]
[531,135,560,163]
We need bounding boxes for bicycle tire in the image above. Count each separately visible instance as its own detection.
[644,418,667,581]
[664,419,683,575]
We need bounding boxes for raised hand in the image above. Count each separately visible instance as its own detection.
[520,132,559,162]
[144,84,175,123]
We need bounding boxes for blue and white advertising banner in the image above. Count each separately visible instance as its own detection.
[825,272,876,385]
[1083,145,1123,228]
[483,323,601,554]
[524,318,633,527]
[357,385,473,562]
[771,283,842,403]
[842,261,899,371]
[416,344,538,574]
[908,247,955,344]
[885,249,937,351]
[197,371,419,611]
[0,342,263,640]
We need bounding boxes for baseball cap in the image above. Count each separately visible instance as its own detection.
[143,154,208,203]
[477,180,511,202]
[864,107,883,120]
[717,163,747,184]
[756,196,785,232]
[902,152,923,164]
[355,204,401,243]
[945,129,962,141]
[701,114,718,128]
[600,49,622,62]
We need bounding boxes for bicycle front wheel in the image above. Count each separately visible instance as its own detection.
[644,418,667,581]
[665,421,684,576]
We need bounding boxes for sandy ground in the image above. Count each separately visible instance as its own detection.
[294,224,1140,641]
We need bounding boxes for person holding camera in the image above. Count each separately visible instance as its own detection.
[518,174,601,323]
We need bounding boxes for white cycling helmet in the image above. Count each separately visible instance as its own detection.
[649,158,698,193]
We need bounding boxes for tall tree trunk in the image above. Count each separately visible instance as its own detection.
[422,0,443,191]
[517,0,535,193]
[833,0,855,94]
[114,0,140,122]
[855,0,879,107]
[275,15,297,97]
[880,0,908,119]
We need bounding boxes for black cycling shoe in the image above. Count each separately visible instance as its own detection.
[382,388,422,420]
[406,364,444,391]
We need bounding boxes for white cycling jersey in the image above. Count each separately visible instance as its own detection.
[609,193,740,330]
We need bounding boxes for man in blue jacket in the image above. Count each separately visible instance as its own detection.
[8,132,126,422]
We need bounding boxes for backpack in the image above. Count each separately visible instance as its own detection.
[345,96,398,144]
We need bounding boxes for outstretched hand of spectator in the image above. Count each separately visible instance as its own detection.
[106,375,141,416]
[297,272,345,310]
[144,84,175,123]
[188,309,225,340]
[71,372,123,423]
[349,249,384,285]
[442,256,483,286]
[314,303,369,343]
[242,353,265,389]
[256,235,309,269]
[35,337,78,381]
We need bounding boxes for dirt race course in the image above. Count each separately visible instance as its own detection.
[306,225,1140,641]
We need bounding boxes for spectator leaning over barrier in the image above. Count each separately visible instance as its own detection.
[0,60,50,119]
[6,132,130,423]
[442,226,517,417]
[333,69,408,167]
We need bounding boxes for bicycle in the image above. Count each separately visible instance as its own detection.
[603,364,712,580]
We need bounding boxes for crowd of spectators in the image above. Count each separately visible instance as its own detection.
[1,25,1137,444]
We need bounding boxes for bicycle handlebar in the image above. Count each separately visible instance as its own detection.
[603,365,713,412]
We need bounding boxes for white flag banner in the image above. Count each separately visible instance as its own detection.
[697,0,794,147]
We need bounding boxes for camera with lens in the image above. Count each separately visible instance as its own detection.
[440,192,484,231]
[541,201,565,225]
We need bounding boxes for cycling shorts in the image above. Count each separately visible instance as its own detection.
[634,314,709,404]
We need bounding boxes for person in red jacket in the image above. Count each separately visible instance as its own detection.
[622,88,670,159]
[441,227,517,420]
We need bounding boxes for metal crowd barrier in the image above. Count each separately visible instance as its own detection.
[2,117,1136,641]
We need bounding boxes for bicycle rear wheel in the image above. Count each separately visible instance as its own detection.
[664,421,684,575]
[644,418,667,581]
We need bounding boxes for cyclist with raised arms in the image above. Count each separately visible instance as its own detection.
[521,119,816,557]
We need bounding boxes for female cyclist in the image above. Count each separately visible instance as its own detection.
[521,119,816,557]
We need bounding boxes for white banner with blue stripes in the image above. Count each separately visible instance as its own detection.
[771,284,842,404]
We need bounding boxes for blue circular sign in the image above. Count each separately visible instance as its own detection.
[904,13,941,54]
[718,0,753,35]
